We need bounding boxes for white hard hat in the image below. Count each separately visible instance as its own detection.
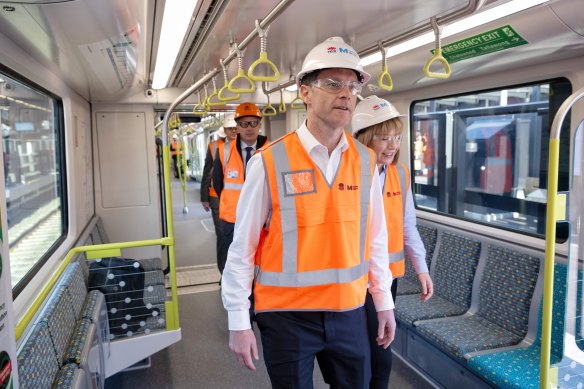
[172,134,178,139]
[224,114,237,129]
[217,126,226,138]
[297,37,371,87]
[351,95,404,136]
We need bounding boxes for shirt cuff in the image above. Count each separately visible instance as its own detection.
[370,290,395,311]
[228,310,252,331]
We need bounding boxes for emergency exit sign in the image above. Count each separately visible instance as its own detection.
[433,25,528,63]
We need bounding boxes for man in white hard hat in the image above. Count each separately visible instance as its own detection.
[222,37,396,388]
[201,114,238,273]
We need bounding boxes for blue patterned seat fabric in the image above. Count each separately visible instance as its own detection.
[39,286,78,365]
[397,224,437,296]
[395,232,480,325]
[52,363,86,389]
[61,262,88,318]
[467,263,567,388]
[17,322,60,389]
[416,244,540,360]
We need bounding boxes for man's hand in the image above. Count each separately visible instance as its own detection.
[202,201,210,212]
[418,272,434,302]
[376,309,396,349]
[229,329,259,370]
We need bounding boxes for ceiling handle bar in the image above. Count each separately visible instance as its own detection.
[192,90,208,115]
[176,0,294,101]
[424,16,451,79]
[540,85,584,389]
[228,41,256,93]
[357,0,485,59]
[377,40,394,91]
[248,19,280,82]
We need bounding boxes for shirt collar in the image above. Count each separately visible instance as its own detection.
[241,141,257,149]
[296,120,349,154]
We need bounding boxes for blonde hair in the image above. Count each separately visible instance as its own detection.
[354,117,404,165]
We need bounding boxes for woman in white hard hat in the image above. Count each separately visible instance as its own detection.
[222,37,396,388]
[353,95,434,389]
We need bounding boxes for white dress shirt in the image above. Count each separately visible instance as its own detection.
[222,122,394,331]
[240,141,256,171]
[379,166,428,275]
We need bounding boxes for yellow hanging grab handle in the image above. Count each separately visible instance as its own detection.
[376,41,394,91]
[228,42,256,94]
[192,91,208,115]
[278,89,286,113]
[290,88,304,110]
[262,94,277,117]
[424,17,451,79]
[203,84,211,110]
[207,78,223,106]
[248,20,280,82]
[218,59,241,101]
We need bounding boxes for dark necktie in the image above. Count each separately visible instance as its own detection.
[245,146,253,165]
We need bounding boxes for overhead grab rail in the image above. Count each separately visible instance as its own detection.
[423,16,451,79]
[262,82,277,116]
[228,41,256,94]
[248,20,280,82]
[540,85,584,389]
[203,83,211,110]
[377,41,394,91]
[177,0,294,101]
[218,59,240,101]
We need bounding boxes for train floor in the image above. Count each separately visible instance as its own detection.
[104,176,435,389]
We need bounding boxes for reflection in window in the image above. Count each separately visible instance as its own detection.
[1,71,65,293]
[411,79,571,236]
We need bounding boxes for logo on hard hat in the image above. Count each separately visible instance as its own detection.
[339,47,358,57]
[327,46,337,53]
[372,102,389,111]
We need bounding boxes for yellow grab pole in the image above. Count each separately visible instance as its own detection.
[540,138,559,389]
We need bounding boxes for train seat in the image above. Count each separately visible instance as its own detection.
[396,223,437,296]
[52,363,90,389]
[395,231,481,325]
[415,244,542,360]
[467,262,568,388]
[17,322,60,389]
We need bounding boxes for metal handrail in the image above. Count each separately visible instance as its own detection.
[15,237,174,340]
[540,85,584,388]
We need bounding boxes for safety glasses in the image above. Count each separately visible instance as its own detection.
[373,134,402,144]
[237,120,260,128]
[310,78,363,96]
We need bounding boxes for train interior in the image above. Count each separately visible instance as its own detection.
[0,0,583,388]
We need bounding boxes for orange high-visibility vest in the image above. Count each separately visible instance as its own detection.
[170,140,182,156]
[254,132,375,312]
[219,140,244,223]
[208,139,224,198]
[382,162,409,278]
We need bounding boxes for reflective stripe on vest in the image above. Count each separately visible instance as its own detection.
[383,162,409,277]
[257,139,372,287]
[219,141,244,223]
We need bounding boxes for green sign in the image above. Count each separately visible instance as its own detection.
[434,25,528,64]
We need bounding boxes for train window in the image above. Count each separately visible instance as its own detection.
[1,70,66,296]
[411,78,572,237]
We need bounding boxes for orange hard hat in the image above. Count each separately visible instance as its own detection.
[235,102,262,119]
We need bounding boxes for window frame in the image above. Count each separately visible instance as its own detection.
[1,64,69,299]
[409,77,572,239]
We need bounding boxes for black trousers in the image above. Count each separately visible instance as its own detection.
[364,279,398,389]
[256,309,371,389]
[209,196,223,272]
[217,219,234,274]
